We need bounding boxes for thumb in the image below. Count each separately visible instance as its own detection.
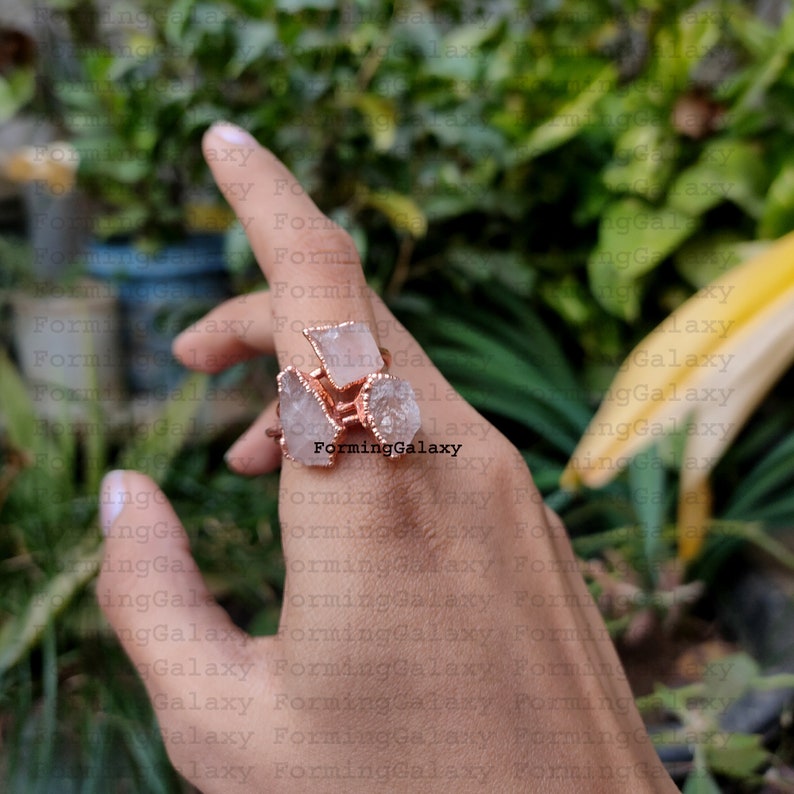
[97,470,249,686]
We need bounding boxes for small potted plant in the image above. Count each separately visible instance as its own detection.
[51,4,235,394]
[0,225,125,410]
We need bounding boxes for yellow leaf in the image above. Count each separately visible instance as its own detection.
[562,231,794,491]
[350,94,396,152]
[363,189,427,238]
[562,230,794,560]
[186,203,236,232]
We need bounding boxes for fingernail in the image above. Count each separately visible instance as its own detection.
[210,121,257,147]
[100,470,129,536]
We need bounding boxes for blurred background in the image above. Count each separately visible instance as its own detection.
[2,0,794,790]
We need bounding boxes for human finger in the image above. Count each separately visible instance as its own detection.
[202,122,377,370]
[224,399,282,475]
[172,291,274,373]
[97,471,251,690]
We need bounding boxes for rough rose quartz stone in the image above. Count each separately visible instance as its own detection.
[305,322,384,389]
[278,368,341,466]
[366,377,421,448]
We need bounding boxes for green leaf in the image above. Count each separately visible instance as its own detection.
[118,372,210,483]
[423,333,585,442]
[702,652,759,716]
[737,493,794,525]
[72,136,151,183]
[163,0,195,45]
[442,376,580,454]
[588,199,698,320]
[0,539,103,675]
[725,431,794,517]
[725,8,776,58]
[705,732,768,779]
[0,349,38,451]
[56,82,102,112]
[510,65,617,163]
[603,125,677,202]
[674,232,752,288]
[682,766,722,794]
[350,94,397,152]
[227,21,277,77]
[425,23,496,81]
[248,604,282,637]
[706,521,794,572]
[0,69,35,123]
[116,714,173,794]
[629,445,667,587]
[441,21,498,55]
[277,0,335,10]
[759,162,794,238]
[728,48,788,127]
[447,248,535,296]
[539,276,591,326]
[34,625,58,785]
[665,4,722,84]
[668,140,766,219]
[94,206,149,238]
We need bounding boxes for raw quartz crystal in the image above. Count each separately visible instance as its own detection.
[278,368,341,466]
[365,376,421,450]
[304,322,385,390]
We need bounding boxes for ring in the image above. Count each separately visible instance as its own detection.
[267,321,421,467]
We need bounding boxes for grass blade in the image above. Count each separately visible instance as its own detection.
[0,539,102,676]
[118,372,209,484]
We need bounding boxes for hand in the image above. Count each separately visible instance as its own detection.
[97,122,677,792]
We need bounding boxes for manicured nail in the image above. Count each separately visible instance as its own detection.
[100,470,129,536]
[210,121,257,147]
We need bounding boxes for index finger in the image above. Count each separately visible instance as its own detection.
[202,122,377,369]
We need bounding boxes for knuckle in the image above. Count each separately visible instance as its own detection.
[363,465,446,549]
[291,222,360,270]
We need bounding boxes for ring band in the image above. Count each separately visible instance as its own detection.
[268,321,421,467]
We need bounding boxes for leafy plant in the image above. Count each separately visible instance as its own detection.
[48,1,236,248]
[637,653,794,791]
[0,350,280,790]
[35,0,794,348]
[563,233,794,561]
[12,0,794,789]
[0,28,36,123]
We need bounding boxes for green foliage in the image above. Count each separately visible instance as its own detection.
[15,0,794,354]
[638,652,792,788]
[400,285,673,564]
[407,280,794,675]
[159,0,794,384]
[50,1,241,246]
[0,352,280,790]
[39,0,794,326]
[0,69,35,124]
[0,238,33,292]
[12,0,794,788]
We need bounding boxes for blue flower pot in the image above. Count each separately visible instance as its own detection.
[86,234,230,395]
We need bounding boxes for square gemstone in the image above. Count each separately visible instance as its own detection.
[304,322,384,390]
